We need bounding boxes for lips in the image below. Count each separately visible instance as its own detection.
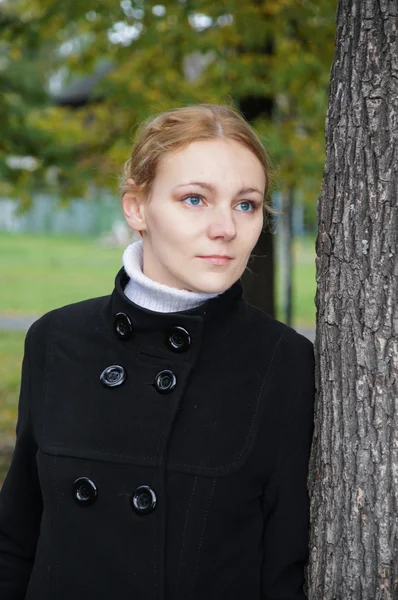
[197,255,233,265]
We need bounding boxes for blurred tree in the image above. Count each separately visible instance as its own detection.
[0,0,336,315]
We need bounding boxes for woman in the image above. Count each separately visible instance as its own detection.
[0,104,315,599]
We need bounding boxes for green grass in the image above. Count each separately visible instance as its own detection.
[289,235,316,327]
[0,232,124,314]
[0,331,26,484]
[0,231,315,325]
[0,330,25,443]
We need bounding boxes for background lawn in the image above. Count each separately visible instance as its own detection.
[0,232,124,314]
[0,231,316,483]
[0,231,316,323]
[0,331,26,483]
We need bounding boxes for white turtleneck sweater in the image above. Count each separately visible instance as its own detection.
[122,240,220,313]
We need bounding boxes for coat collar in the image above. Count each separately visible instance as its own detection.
[102,267,245,345]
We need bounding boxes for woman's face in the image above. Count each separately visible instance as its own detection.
[123,138,265,293]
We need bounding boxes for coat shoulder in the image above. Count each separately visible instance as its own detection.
[244,301,314,355]
[26,295,109,344]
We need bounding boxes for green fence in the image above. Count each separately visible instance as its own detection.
[0,194,124,237]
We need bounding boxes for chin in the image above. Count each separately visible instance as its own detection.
[188,275,237,295]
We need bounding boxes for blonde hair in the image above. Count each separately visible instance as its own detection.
[121,104,274,214]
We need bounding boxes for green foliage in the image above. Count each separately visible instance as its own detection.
[0,0,337,210]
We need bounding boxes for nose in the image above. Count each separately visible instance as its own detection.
[207,207,237,241]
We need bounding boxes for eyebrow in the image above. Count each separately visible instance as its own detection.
[173,181,264,196]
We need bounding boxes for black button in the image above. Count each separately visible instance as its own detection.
[154,370,177,394]
[114,312,133,340]
[100,365,127,388]
[167,326,191,353]
[132,485,157,515]
[73,477,97,506]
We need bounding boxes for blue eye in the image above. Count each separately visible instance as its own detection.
[183,195,203,206]
[236,201,254,212]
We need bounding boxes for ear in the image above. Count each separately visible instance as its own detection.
[122,178,147,233]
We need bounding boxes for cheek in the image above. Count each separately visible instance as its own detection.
[147,211,192,251]
[243,218,263,252]
[146,209,174,241]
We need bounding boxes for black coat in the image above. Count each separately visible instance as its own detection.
[0,268,315,600]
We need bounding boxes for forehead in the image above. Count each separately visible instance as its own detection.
[154,139,266,188]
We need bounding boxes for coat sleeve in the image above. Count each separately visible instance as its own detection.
[0,326,43,598]
[261,335,315,600]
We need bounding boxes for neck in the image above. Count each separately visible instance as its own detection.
[122,240,220,313]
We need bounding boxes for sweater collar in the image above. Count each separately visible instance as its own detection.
[122,240,220,313]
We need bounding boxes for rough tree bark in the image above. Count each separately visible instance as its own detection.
[308,1,398,599]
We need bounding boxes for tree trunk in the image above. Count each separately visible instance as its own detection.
[282,186,294,327]
[240,96,275,317]
[308,1,398,599]
[242,227,274,317]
